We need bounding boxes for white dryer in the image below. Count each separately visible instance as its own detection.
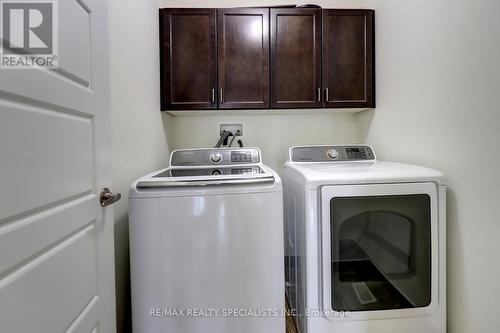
[282,145,446,333]
[129,148,284,333]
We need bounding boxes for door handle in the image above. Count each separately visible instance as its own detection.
[211,89,216,104]
[220,89,224,104]
[100,188,121,207]
[317,88,321,102]
[325,88,329,102]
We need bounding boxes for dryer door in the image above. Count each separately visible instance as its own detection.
[320,183,439,320]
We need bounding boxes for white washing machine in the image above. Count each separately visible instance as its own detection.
[282,145,446,333]
[129,148,285,333]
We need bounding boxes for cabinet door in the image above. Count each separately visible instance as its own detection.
[271,9,322,109]
[160,9,217,110]
[218,8,269,109]
[323,10,375,108]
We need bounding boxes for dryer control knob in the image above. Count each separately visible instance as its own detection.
[210,152,222,163]
[326,148,340,160]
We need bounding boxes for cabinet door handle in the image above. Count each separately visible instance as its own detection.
[325,88,329,102]
[220,89,224,104]
[317,88,321,102]
[211,89,215,104]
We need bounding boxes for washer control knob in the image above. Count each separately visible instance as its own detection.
[326,148,340,160]
[211,169,222,176]
[210,152,222,163]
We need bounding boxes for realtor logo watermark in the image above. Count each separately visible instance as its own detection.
[1,0,58,69]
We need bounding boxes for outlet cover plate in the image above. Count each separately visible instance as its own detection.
[219,123,243,136]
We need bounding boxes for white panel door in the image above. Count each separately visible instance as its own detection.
[0,0,116,332]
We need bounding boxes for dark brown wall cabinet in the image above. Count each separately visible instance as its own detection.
[160,9,217,110]
[160,7,375,111]
[270,8,322,109]
[218,8,270,109]
[322,9,375,108]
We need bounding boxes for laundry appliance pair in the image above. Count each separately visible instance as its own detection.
[129,145,446,333]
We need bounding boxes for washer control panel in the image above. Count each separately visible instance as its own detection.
[290,145,375,162]
[171,148,261,167]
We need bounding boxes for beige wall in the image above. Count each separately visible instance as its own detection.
[166,112,358,170]
[357,1,500,332]
[109,0,171,332]
[159,0,374,9]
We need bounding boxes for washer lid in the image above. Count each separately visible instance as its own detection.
[135,165,275,189]
[130,164,282,198]
[282,160,445,189]
[130,147,282,198]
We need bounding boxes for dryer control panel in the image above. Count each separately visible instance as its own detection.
[170,148,261,167]
[290,145,375,162]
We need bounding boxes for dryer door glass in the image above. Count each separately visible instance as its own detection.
[330,194,431,311]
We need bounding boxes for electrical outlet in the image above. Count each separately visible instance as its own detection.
[219,123,243,136]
